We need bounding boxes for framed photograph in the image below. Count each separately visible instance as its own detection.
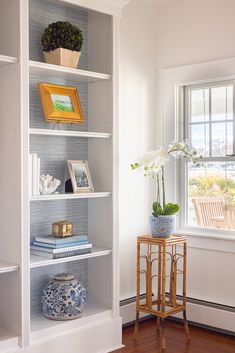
[38,82,85,124]
[67,160,94,193]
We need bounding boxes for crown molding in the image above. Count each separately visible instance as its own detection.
[61,0,131,17]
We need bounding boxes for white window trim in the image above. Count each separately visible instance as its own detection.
[180,80,235,234]
[161,57,235,242]
[178,80,235,238]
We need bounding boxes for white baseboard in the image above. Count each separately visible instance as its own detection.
[120,300,235,333]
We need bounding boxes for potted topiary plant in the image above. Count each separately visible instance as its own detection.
[41,21,83,69]
[131,141,201,238]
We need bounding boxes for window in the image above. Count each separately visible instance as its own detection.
[183,81,235,231]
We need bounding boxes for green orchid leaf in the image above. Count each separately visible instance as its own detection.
[152,202,163,216]
[163,203,179,215]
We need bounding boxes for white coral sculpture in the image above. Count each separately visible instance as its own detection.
[39,174,61,195]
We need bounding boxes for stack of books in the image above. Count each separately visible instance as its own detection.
[30,235,92,259]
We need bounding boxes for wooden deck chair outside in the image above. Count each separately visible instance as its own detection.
[223,204,235,230]
[191,197,224,227]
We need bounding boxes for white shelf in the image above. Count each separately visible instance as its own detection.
[29,60,111,82]
[30,304,112,342]
[0,55,18,66]
[30,246,112,269]
[0,261,19,274]
[30,192,111,201]
[29,128,112,139]
[0,331,19,352]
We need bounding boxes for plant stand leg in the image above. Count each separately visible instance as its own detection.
[161,318,166,351]
[156,316,161,334]
[183,310,190,341]
[134,311,139,339]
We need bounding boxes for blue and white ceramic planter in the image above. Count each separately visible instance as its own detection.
[41,273,87,321]
[149,215,176,238]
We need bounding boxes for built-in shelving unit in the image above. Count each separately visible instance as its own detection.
[0,333,19,353]
[30,246,111,268]
[29,128,111,139]
[29,60,111,82]
[0,0,127,352]
[0,261,19,274]
[0,0,21,349]
[30,191,111,201]
[30,304,111,342]
[0,55,17,65]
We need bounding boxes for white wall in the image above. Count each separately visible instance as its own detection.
[155,0,235,144]
[155,0,235,69]
[119,0,158,300]
[119,0,235,330]
[154,0,235,330]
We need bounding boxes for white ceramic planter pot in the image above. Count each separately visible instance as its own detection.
[43,48,81,68]
[149,214,176,238]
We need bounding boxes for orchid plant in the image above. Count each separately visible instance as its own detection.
[131,140,201,217]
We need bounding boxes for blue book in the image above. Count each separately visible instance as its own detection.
[34,234,88,245]
[30,243,92,254]
[32,240,89,249]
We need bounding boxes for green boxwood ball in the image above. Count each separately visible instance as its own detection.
[41,21,83,52]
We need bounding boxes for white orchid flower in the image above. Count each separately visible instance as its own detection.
[132,148,170,179]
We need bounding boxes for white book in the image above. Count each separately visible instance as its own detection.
[37,157,40,196]
[32,153,38,196]
[28,154,33,196]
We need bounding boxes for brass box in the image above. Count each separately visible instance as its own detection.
[52,221,73,237]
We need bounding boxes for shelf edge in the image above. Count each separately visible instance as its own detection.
[0,55,18,65]
[30,248,112,268]
[30,192,111,201]
[29,128,112,139]
[29,60,111,81]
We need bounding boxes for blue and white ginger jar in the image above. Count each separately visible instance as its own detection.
[149,215,176,238]
[41,273,87,320]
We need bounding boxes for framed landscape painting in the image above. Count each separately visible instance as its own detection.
[67,160,94,193]
[38,82,85,123]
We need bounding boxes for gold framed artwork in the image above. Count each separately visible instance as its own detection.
[67,160,94,193]
[38,82,85,124]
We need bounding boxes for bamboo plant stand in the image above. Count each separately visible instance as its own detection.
[134,235,190,350]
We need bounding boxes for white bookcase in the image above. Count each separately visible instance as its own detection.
[0,0,128,352]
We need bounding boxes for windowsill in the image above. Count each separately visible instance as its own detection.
[175,229,235,241]
[175,228,235,254]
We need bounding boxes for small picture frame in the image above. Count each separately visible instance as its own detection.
[38,82,85,124]
[67,160,94,193]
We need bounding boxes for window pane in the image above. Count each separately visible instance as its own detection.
[190,89,209,122]
[211,122,233,157]
[226,85,233,119]
[189,123,209,157]
[211,85,233,121]
[188,161,235,230]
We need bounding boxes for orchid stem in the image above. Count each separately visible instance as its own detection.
[157,174,160,206]
[161,166,166,209]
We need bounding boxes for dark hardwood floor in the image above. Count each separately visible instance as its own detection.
[113,318,235,353]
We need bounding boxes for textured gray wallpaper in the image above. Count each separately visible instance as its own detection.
[29,0,91,311]
[29,0,88,69]
[30,259,88,314]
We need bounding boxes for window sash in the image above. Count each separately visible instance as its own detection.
[180,158,235,233]
[184,81,235,157]
[181,80,235,232]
